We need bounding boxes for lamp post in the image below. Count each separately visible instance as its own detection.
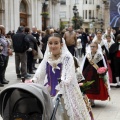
[100,19,103,31]
[42,0,49,30]
[73,5,78,30]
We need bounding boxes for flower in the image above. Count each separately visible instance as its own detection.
[97,67,107,75]
[97,67,108,83]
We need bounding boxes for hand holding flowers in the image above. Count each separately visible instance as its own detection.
[97,67,108,83]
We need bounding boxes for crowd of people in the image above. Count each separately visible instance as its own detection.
[0,24,120,119]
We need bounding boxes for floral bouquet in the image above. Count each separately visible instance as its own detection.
[79,81,94,94]
[97,67,108,83]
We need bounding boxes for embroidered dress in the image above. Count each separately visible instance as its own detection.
[45,62,62,96]
[81,51,110,100]
[32,39,91,120]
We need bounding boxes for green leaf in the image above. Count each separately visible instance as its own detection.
[80,80,95,94]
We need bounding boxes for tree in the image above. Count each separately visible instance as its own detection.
[72,16,84,29]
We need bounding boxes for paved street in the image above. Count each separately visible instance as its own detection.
[0,55,120,120]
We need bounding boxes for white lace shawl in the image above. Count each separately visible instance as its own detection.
[32,39,91,120]
[104,39,115,51]
[92,36,105,47]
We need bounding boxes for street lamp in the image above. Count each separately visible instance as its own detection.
[73,5,78,30]
[100,19,104,31]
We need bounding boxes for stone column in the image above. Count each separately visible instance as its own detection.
[31,0,35,26]
[13,0,19,32]
[50,0,60,29]
[54,2,60,29]
[0,9,4,25]
[103,2,110,30]
[49,0,54,27]
[34,0,38,27]
[9,0,14,31]
[37,0,42,30]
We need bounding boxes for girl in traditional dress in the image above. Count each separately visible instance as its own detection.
[25,33,91,120]
[81,42,110,107]
[93,30,112,84]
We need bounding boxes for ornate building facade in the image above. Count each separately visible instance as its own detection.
[59,0,110,32]
[0,0,60,32]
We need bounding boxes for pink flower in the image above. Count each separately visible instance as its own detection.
[97,67,107,75]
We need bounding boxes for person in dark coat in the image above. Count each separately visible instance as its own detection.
[12,26,30,79]
[32,26,40,69]
[25,27,37,74]
[41,29,51,55]
[79,28,88,56]
[109,34,120,87]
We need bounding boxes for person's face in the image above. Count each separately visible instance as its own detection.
[80,29,83,33]
[97,32,102,39]
[32,27,37,33]
[107,29,111,34]
[90,43,98,53]
[106,37,111,42]
[68,27,73,32]
[48,37,63,56]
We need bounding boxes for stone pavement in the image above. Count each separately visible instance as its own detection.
[0,55,120,120]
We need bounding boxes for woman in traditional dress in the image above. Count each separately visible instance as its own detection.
[81,42,110,107]
[109,34,120,88]
[25,33,91,120]
[102,27,115,41]
[104,35,115,84]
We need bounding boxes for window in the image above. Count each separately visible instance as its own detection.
[83,10,84,19]
[60,0,66,5]
[85,10,87,19]
[60,11,66,18]
[89,0,92,4]
[93,10,94,18]
[76,0,79,4]
[20,0,27,13]
[89,10,91,19]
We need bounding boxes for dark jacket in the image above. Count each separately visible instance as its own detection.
[109,42,119,59]
[12,32,29,53]
[42,35,50,51]
[79,32,88,46]
[32,33,40,46]
[25,34,37,50]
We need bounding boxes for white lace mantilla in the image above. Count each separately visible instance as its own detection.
[86,52,103,64]
[33,54,91,120]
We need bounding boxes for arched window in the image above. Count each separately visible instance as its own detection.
[20,0,28,26]
[20,0,27,13]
